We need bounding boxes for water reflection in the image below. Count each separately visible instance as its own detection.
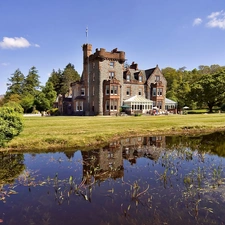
[0,153,25,185]
[0,132,225,225]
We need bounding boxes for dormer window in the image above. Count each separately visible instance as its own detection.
[126,75,130,82]
[139,76,143,82]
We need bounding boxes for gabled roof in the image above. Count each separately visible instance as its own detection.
[124,95,153,103]
[144,68,156,80]
[124,67,157,83]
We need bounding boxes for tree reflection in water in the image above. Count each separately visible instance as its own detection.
[0,132,225,224]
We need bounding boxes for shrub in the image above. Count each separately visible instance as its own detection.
[47,108,60,116]
[0,106,24,146]
[3,102,24,114]
[221,104,225,112]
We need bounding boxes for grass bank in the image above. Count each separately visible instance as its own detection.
[2,113,225,151]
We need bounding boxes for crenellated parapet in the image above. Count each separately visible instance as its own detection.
[83,44,125,64]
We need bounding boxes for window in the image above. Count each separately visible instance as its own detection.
[110,99,118,111]
[138,89,142,95]
[81,88,85,96]
[110,62,114,68]
[93,87,95,96]
[114,86,117,95]
[155,76,160,82]
[157,101,162,109]
[109,72,115,79]
[93,62,95,68]
[126,75,130,82]
[157,88,163,96]
[110,85,118,95]
[106,100,110,111]
[152,88,156,96]
[76,101,83,111]
[139,76,143,82]
[93,72,95,81]
[126,87,131,96]
[106,85,110,95]
[111,87,114,95]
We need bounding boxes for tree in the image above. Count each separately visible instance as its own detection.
[42,81,57,106]
[5,69,25,100]
[23,66,40,96]
[48,69,63,95]
[20,94,34,113]
[4,93,21,104]
[34,92,51,112]
[61,63,80,96]
[190,71,225,112]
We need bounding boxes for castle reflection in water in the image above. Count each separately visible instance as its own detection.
[81,136,166,184]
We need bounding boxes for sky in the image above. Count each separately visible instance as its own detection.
[0,0,225,95]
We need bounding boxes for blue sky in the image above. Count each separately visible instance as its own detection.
[1,0,225,94]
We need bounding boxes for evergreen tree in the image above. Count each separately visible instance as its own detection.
[23,66,40,96]
[5,69,25,100]
[61,63,80,96]
[48,69,63,95]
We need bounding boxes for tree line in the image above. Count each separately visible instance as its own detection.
[1,63,225,114]
[1,63,80,113]
[162,64,225,112]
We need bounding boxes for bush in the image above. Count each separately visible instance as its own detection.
[0,106,24,146]
[47,108,60,116]
[3,102,24,114]
[221,104,225,112]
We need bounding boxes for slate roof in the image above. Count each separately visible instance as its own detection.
[124,67,156,83]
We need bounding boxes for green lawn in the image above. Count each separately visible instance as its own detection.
[3,113,225,151]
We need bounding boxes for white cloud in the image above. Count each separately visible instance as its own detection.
[0,37,31,49]
[1,62,9,66]
[193,18,202,26]
[206,10,225,29]
[34,43,40,48]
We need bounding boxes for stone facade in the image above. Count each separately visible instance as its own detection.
[71,44,169,116]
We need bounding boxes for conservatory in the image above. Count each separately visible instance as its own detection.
[123,95,153,114]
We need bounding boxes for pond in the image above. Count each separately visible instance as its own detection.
[1,131,225,225]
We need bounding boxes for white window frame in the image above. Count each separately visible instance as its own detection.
[157,88,163,96]
[109,72,115,79]
[110,62,114,68]
[76,101,83,111]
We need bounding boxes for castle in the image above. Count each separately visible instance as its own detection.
[70,44,176,116]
